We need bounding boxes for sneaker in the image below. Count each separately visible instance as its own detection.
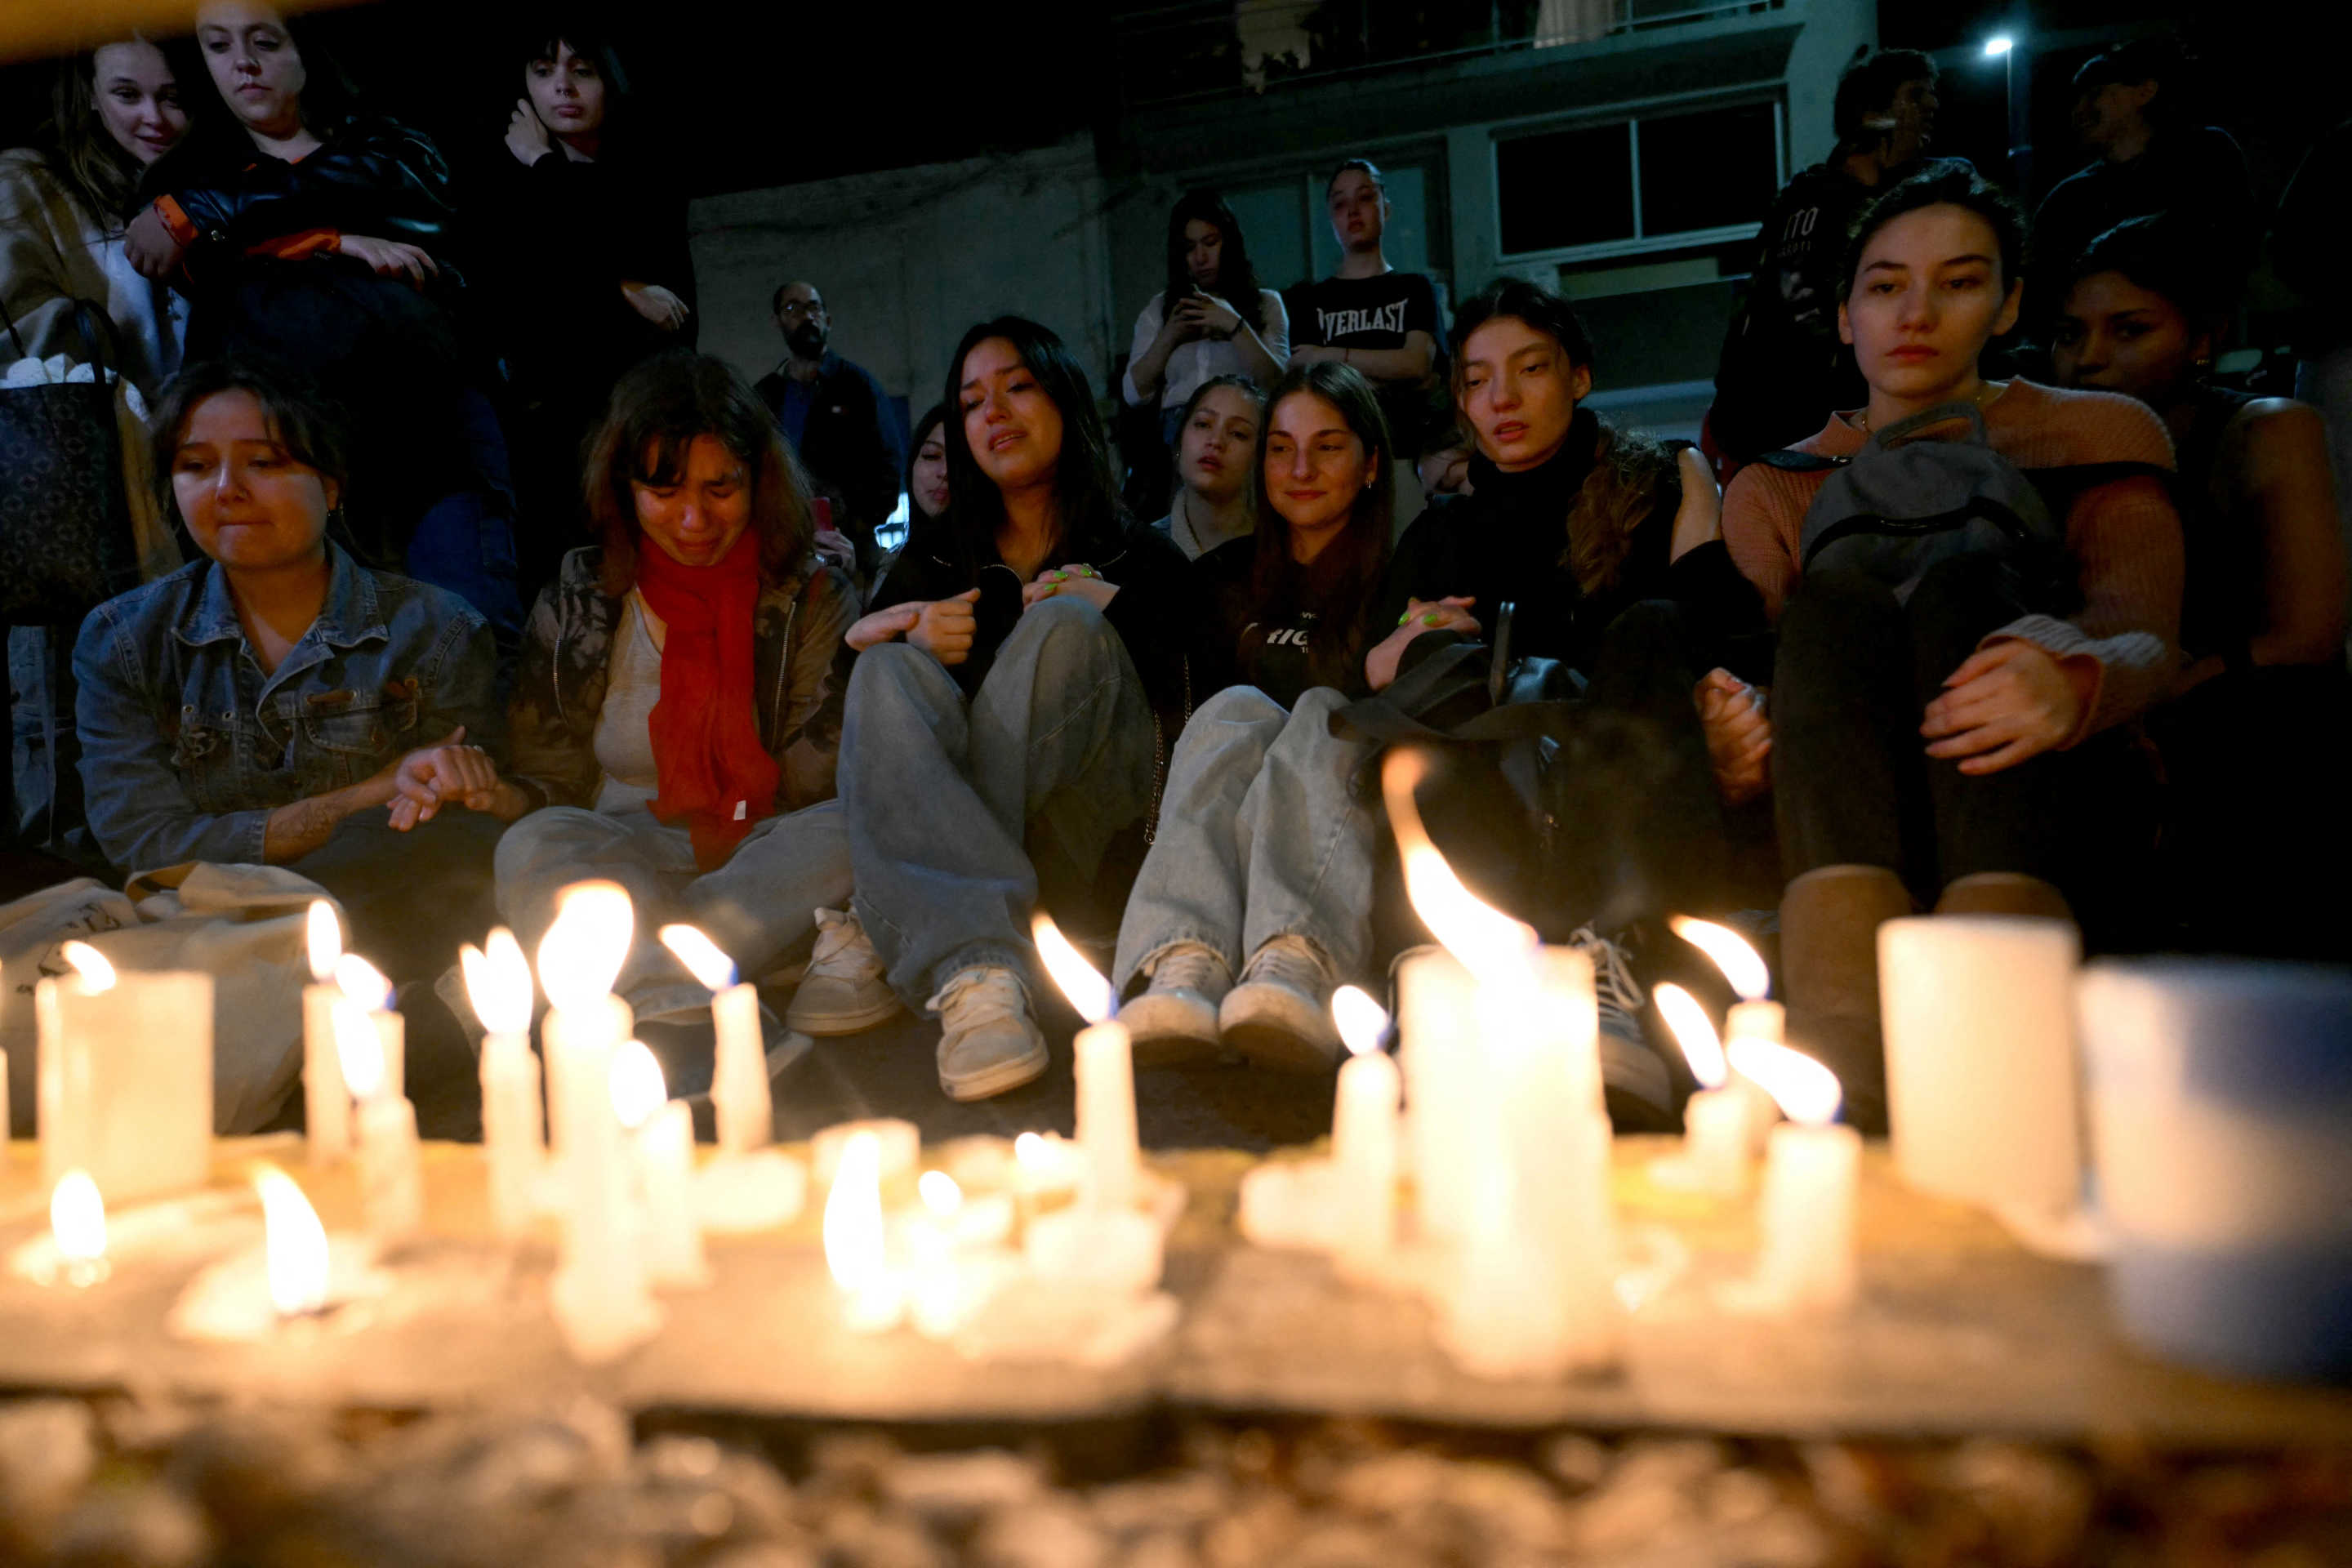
[928,966,1049,1102]
[1120,943,1231,1066]
[786,908,902,1036]
[1566,924,1675,1132]
[1218,934,1342,1072]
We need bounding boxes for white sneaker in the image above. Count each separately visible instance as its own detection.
[1120,943,1230,1064]
[1565,924,1673,1129]
[927,966,1049,1102]
[786,908,902,1036]
[1218,934,1342,1072]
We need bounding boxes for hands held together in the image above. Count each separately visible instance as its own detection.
[385,726,511,831]
[847,568,1119,666]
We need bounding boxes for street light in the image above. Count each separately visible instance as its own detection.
[1985,30,2031,197]
[1983,34,2014,58]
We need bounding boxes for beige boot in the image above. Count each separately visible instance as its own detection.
[1935,871,2077,924]
[1780,864,1914,1134]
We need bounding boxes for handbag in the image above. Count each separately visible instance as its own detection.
[0,301,141,622]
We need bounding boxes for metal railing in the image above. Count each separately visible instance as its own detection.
[1110,0,1787,108]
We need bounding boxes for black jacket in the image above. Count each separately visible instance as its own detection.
[756,354,903,556]
[1379,412,1768,683]
[865,507,1208,722]
[161,114,454,257]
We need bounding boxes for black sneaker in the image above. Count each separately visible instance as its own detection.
[1564,924,1677,1133]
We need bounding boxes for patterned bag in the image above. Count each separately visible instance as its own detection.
[0,302,140,622]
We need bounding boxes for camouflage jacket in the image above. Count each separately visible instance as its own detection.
[506,546,858,815]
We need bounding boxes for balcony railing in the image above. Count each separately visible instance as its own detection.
[1111,0,1788,108]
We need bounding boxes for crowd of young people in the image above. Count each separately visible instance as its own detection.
[4,13,2343,1138]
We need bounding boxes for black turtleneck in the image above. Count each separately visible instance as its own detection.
[1377,412,1767,681]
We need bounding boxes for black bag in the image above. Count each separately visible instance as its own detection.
[0,302,140,623]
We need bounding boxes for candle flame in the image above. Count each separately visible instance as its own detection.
[333,1000,385,1100]
[919,1169,962,1216]
[1653,982,1727,1089]
[461,928,535,1036]
[1014,1131,1049,1168]
[59,941,115,992]
[823,1130,888,1294]
[609,1040,667,1129]
[1330,984,1389,1058]
[1031,912,1112,1024]
[1669,916,1771,1001]
[1725,1038,1842,1127]
[1379,751,1535,984]
[334,953,392,1013]
[252,1164,330,1316]
[305,901,341,985]
[51,1170,105,1263]
[657,924,737,991]
[537,881,634,1013]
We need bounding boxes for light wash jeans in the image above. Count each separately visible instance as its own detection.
[1111,684,1375,992]
[494,798,853,1030]
[840,596,1154,1004]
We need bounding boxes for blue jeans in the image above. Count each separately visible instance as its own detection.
[1111,684,1375,991]
[494,800,853,1032]
[840,596,1154,1004]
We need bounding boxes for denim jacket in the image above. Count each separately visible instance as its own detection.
[73,543,499,875]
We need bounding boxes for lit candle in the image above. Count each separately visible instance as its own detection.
[38,942,212,1203]
[1878,915,2082,1216]
[336,1001,421,1247]
[660,924,769,1156]
[1328,985,1399,1275]
[1731,1038,1860,1312]
[1653,982,1748,1196]
[537,882,660,1363]
[461,930,543,1238]
[612,1041,706,1290]
[49,1169,109,1287]
[1395,945,1477,1237]
[1670,915,1783,1152]
[253,1164,329,1318]
[1025,1204,1163,1297]
[1010,1129,1085,1220]
[824,1129,902,1332]
[812,1118,920,1189]
[333,953,403,1102]
[1033,914,1138,1213]
[301,902,351,1165]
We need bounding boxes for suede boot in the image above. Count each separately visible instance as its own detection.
[1934,871,2077,924]
[1779,863,1913,1134]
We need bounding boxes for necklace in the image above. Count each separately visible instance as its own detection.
[1856,378,2004,435]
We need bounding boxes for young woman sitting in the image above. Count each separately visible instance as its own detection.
[399,353,863,1088]
[1156,374,1265,560]
[839,316,1207,1102]
[1371,277,1770,1125]
[1725,165,2185,1129]
[1114,362,1392,1065]
[2052,214,2350,956]
[73,358,502,985]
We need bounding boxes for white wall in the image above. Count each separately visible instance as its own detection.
[688,136,1118,418]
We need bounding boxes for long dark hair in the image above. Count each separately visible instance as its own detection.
[904,402,948,519]
[1242,362,1392,693]
[584,350,817,595]
[149,357,350,535]
[42,45,175,224]
[1450,277,1679,596]
[939,316,1122,559]
[1164,189,1271,335]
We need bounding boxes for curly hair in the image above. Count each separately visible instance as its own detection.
[1449,277,1679,596]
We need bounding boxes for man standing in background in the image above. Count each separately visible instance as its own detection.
[756,280,904,577]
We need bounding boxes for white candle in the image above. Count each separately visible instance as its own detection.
[1033,915,1139,1212]
[301,902,350,1165]
[1879,915,2082,1215]
[613,1041,706,1290]
[48,1169,109,1287]
[334,953,403,1101]
[253,1164,329,1317]
[1025,1205,1162,1297]
[1675,918,1786,1155]
[38,942,212,1203]
[823,1129,902,1333]
[1653,982,1747,1195]
[462,932,544,1238]
[812,1118,920,1188]
[660,924,770,1155]
[336,1002,422,1246]
[1328,986,1399,1274]
[1731,1038,1859,1312]
[1396,947,1478,1237]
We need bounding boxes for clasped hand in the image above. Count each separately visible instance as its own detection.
[1363,596,1481,691]
[1695,668,1771,805]
[385,726,501,831]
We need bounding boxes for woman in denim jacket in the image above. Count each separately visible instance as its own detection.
[394,353,862,1093]
[73,357,503,982]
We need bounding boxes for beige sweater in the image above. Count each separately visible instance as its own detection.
[0,148,180,400]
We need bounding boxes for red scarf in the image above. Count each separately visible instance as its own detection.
[634,531,779,870]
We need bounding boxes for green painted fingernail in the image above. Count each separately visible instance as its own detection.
[1423,612,1441,626]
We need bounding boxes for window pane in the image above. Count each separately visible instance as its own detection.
[1637,104,1778,238]
[1496,122,1634,255]
[1225,180,1311,295]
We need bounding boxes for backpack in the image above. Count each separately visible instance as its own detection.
[1754,399,2158,616]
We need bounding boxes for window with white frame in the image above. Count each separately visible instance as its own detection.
[1496,99,1781,261]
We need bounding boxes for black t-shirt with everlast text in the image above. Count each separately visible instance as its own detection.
[1285,270,1446,454]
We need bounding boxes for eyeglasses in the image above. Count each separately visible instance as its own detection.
[777,300,826,319]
